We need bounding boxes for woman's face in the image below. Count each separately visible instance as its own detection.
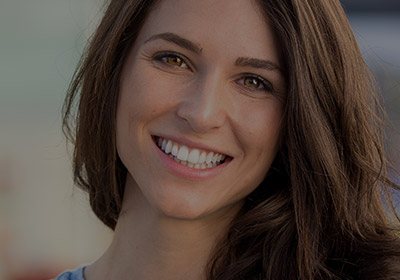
[116,0,285,220]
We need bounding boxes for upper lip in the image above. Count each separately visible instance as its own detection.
[153,134,233,158]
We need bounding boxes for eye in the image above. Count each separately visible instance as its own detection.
[237,74,273,93]
[152,52,191,70]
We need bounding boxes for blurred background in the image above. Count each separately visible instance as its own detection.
[0,0,399,279]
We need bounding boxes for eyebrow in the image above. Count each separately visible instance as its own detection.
[144,32,203,54]
[144,32,282,72]
[235,57,281,73]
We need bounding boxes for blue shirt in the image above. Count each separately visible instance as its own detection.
[55,266,85,280]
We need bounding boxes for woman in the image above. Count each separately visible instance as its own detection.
[57,0,400,279]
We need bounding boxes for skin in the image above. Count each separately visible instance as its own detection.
[85,0,285,279]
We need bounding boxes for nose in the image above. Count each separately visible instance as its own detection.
[176,73,227,134]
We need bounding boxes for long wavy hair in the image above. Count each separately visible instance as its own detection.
[62,0,400,279]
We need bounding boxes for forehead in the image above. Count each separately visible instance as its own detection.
[135,0,280,62]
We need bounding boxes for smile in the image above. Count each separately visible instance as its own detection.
[153,136,229,170]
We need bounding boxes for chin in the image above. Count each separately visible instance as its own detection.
[155,196,212,221]
[152,190,240,222]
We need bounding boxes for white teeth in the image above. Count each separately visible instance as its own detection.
[177,145,189,161]
[165,140,173,154]
[171,143,179,157]
[187,149,200,164]
[212,153,219,163]
[206,152,214,164]
[156,136,228,169]
[199,151,207,164]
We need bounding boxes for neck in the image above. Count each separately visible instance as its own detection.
[85,176,238,280]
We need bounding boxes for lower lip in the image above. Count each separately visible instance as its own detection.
[151,136,232,181]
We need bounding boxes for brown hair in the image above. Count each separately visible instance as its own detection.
[62,0,400,279]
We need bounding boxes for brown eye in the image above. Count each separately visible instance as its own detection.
[154,52,190,69]
[164,56,185,67]
[244,77,262,89]
[238,74,273,92]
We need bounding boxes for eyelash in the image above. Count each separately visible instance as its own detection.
[237,74,273,93]
[151,51,274,93]
[152,51,192,69]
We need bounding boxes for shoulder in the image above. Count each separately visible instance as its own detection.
[53,266,86,280]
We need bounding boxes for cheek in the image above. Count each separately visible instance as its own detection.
[118,75,156,120]
[116,62,183,160]
[227,99,283,197]
[236,99,283,157]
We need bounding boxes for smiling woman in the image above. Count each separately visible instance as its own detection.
[58,0,400,279]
